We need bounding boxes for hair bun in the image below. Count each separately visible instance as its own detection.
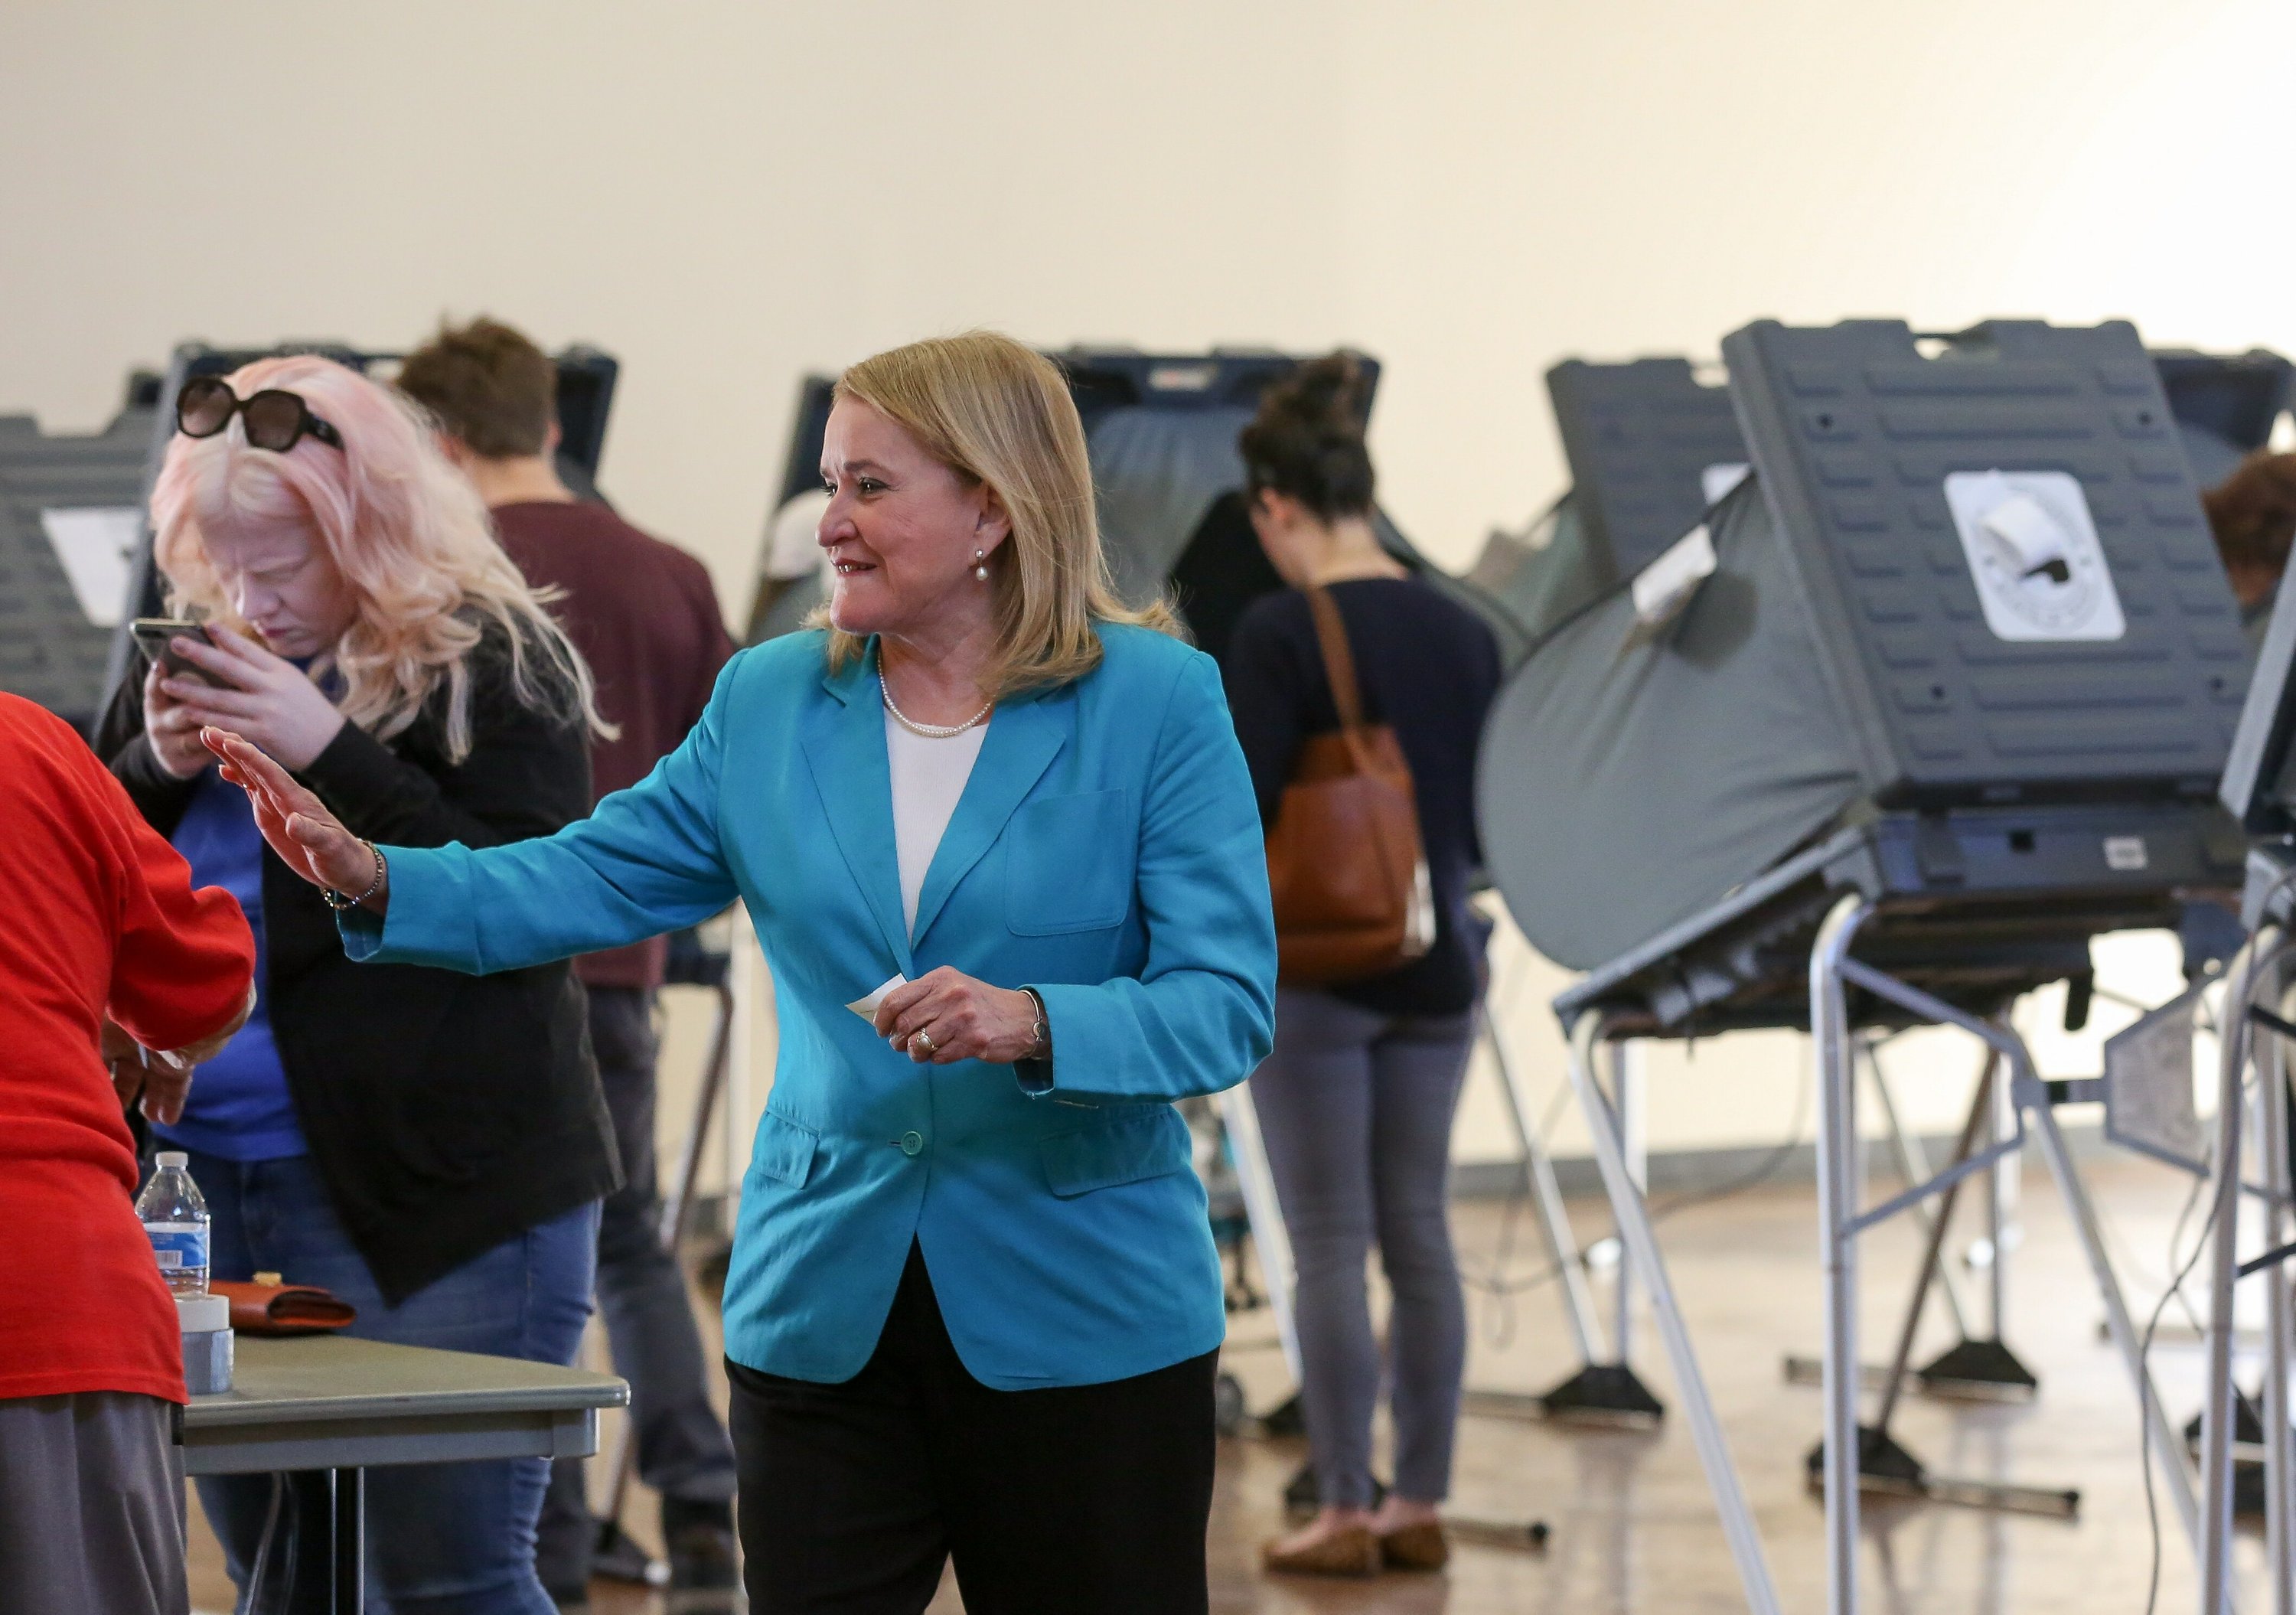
[1237,352,1377,522]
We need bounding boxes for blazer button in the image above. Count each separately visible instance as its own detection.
[899,1130,925,1157]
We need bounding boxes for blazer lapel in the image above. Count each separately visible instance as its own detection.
[909,684,1073,949]
[798,644,914,976]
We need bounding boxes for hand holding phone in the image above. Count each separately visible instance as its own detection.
[129,618,226,689]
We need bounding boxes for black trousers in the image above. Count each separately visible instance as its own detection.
[726,1244,1216,1614]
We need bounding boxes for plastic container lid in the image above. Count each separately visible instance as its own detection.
[175,1294,228,1333]
[155,1150,188,1170]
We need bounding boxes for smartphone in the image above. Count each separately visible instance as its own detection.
[129,618,227,688]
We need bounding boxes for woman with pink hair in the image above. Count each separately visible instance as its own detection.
[96,354,618,1613]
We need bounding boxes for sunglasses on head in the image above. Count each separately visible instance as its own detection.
[174,376,344,455]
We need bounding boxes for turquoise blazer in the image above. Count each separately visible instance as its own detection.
[343,624,1277,1390]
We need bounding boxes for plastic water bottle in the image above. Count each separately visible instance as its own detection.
[135,1151,210,1297]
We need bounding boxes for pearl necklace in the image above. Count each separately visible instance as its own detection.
[880,675,992,738]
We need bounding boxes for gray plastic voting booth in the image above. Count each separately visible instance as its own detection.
[1479,317,2249,1615]
[0,383,159,730]
[1469,358,1747,652]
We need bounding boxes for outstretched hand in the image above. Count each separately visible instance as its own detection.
[201,729,388,912]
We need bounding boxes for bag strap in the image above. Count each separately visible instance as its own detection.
[1303,585,1367,733]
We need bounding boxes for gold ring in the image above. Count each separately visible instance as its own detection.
[913,1031,935,1055]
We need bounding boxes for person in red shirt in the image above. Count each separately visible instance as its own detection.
[397,317,739,1603]
[0,693,255,1615]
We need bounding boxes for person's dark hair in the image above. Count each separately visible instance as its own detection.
[1238,353,1375,522]
[2205,449,2296,576]
[395,317,556,459]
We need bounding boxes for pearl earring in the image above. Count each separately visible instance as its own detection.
[974,550,989,582]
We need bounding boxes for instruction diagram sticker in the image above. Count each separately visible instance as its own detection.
[1943,469,2125,644]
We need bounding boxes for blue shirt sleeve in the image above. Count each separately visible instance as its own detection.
[341,658,740,973]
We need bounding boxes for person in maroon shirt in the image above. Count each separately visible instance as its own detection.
[399,318,739,1604]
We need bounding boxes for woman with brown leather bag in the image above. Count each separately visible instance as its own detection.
[1221,355,1502,1579]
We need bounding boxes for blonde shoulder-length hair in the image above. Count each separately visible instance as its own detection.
[150,354,606,763]
[817,331,1177,693]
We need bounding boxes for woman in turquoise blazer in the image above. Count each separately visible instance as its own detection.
[204,332,1277,1615]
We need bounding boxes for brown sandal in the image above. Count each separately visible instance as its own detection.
[1379,1519,1450,1571]
[1262,1524,1382,1577]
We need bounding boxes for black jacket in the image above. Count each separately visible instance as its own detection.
[98,628,620,1303]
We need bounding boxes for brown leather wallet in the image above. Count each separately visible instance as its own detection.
[209,1277,357,1336]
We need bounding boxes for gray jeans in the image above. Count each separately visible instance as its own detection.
[0,1390,188,1615]
[1248,987,1473,1509]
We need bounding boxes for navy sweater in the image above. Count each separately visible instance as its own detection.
[1221,576,1502,1016]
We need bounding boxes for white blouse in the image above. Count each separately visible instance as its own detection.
[885,711,989,938]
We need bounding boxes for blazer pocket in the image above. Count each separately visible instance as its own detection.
[750,1109,820,1189]
[1006,789,1132,935]
[1039,1107,1189,1199]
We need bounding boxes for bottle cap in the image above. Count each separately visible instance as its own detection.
[155,1151,188,1170]
[176,1294,229,1333]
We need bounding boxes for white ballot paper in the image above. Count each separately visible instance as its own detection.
[846,974,908,1023]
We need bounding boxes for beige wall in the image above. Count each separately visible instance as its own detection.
[5,1,2282,1179]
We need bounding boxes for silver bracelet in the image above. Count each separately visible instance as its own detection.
[1019,986,1051,1062]
[322,840,386,912]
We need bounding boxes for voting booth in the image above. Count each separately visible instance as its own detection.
[0,380,156,730]
[1476,318,2249,1615]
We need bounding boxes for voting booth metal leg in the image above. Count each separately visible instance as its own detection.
[2203,931,2287,1615]
[1616,1041,1647,1359]
[1863,1041,1975,1341]
[1812,896,1871,1615]
[1486,998,1605,1365]
[1564,1012,1781,1615]
[1218,1082,1303,1388]
[1469,993,1671,1427]
[2261,973,2296,1615]
[2023,1094,2199,1542]
[1811,917,2201,1615]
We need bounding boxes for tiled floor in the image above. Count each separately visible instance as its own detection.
[189,1144,2276,1611]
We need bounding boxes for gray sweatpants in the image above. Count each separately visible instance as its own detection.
[1248,987,1474,1509]
[0,1389,188,1615]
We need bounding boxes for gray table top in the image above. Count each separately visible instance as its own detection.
[184,1335,628,1431]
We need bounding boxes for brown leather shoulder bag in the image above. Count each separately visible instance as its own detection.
[1264,586,1436,984]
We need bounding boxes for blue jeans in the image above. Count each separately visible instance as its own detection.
[181,1150,598,1615]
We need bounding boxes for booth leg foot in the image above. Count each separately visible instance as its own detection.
[1915,1336,2039,1402]
[1538,1362,1667,1427]
[1805,1426,1928,1499]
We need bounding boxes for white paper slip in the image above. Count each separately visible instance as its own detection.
[846,974,908,1022]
